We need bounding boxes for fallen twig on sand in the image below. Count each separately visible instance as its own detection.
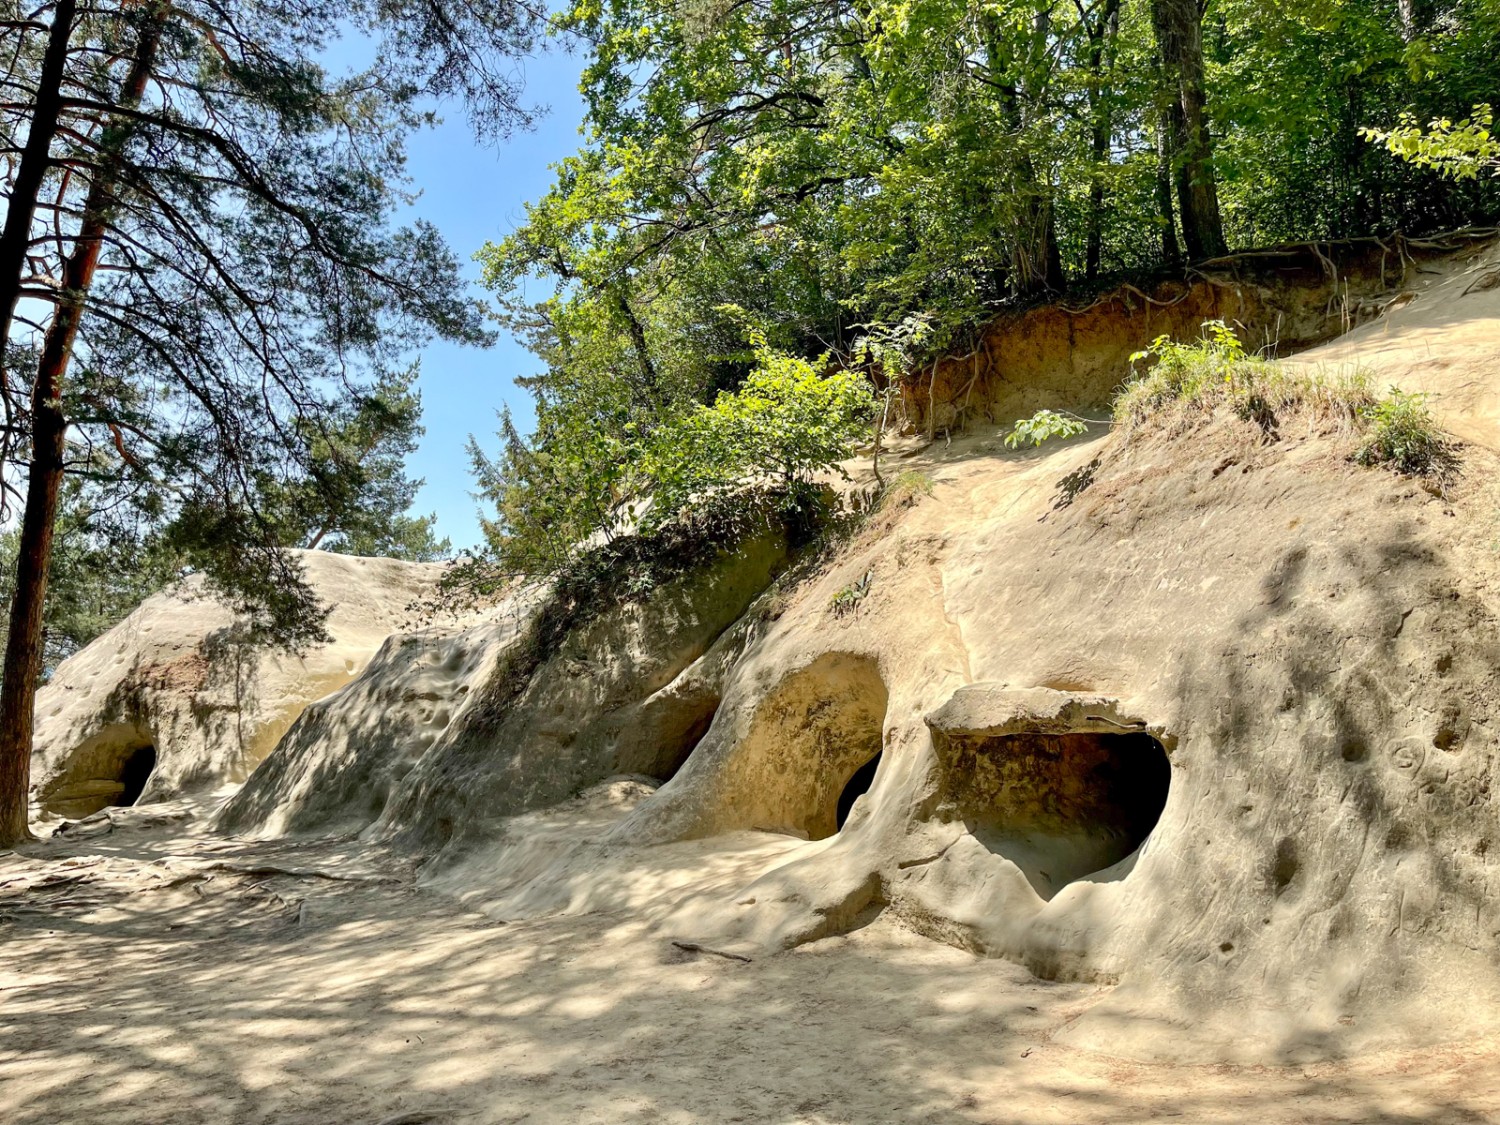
[672,940,753,962]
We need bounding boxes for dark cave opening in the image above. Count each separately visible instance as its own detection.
[945,729,1171,899]
[114,743,157,808]
[836,751,882,831]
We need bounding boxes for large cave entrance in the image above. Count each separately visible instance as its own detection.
[38,722,160,819]
[927,689,1172,900]
[948,730,1169,899]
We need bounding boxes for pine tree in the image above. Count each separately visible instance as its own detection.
[0,0,539,845]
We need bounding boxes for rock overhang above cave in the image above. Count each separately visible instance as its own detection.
[924,684,1164,744]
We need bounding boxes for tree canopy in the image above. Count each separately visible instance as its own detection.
[469,0,1499,574]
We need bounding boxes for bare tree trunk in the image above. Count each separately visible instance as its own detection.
[0,9,164,847]
[613,288,660,402]
[1397,0,1426,42]
[1083,0,1122,281]
[0,0,77,349]
[1151,0,1226,259]
[983,8,1066,297]
[1156,102,1183,264]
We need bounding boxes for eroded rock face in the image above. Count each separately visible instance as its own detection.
[217,524,796,847]
[31,551,443,820]
[201,241,1500,1062]
[588,413,1500,1062]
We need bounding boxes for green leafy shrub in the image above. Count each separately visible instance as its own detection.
[1116,320,1254,423]
[638,329,875,529]
[1354,389,1455,478]
[1006,409,1089,449]
[1362,105,1499,180]
[470,318,872,578]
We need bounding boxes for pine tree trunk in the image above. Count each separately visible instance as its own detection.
[0,9,165,847]
[0,0,77,348]
[1151,0,1226,260]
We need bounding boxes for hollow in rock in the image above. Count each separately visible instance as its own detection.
[940,727,1170,900]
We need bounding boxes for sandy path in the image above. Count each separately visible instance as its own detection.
[3,814,1499,1125]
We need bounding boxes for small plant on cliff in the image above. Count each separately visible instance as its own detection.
[1006,409,1090,448]
[879,470,935,510]
[1009,320,1387,451]
[829,570,873,618]
[1354,390,1455,479]
[1114,320,1261,424]
[1111,321,1376,433]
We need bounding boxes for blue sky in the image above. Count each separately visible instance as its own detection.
[385,45,589,550]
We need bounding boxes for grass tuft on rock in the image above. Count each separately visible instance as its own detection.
[879,470,935,512]
[1011,321,1457,485]
[1353,389,1456,479]
[1112,321,1375,432]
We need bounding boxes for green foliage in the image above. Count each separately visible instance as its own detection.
[1363,104,1500,180]
[0,363,450,684]
[1006,409,1090,449]
[639,330,874,529]
[0,1,542,668]
[1354,389,1454,478]
[829,570,873,618]
[472,323,872,574]
[1114,321,1376,430]
[465,0,1498,578]
[1115,320,1257,423]
[261,365,450,563]
[0,471,180,677]
[1015,323,1454,485]
[482,0,1500,370]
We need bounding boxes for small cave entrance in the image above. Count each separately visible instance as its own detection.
[936,723,1170,900]
[836,751,882,831]
[39,723,160,819]
[730,652,889,841]
[116,743,158,808]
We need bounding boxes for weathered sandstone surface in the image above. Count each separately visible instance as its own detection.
[30,550,441,820]
[41,239,1500,1063]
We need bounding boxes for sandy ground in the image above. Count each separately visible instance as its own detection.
[3,803,1499,1125]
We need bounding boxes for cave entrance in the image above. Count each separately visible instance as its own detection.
[728,652,889,840]
[836,751,882,831]
[115,743,158,807]
[38,722,160,819]
[937,724,1170,900]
